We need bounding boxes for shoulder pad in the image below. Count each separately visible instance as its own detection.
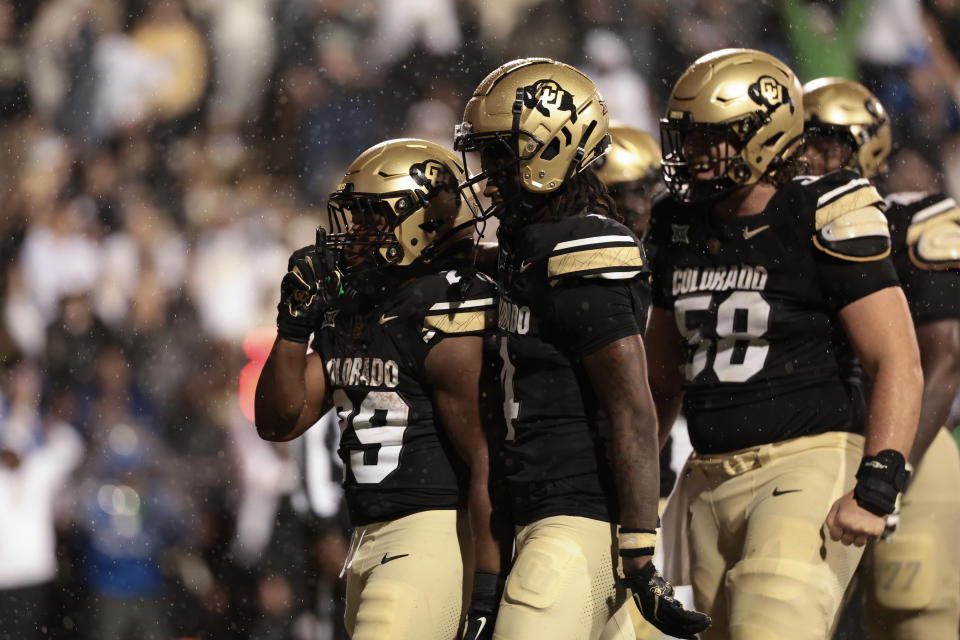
[545,214,646,283]
[419,270,497,342]
[810,175,890,261]
[900,194,960,270]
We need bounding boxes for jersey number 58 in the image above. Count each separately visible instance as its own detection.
[674,291,771,383]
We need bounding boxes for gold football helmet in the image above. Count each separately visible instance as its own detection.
[454,57,610,216]
[802,77,891,180]
[661,48,804,203]
[325,139,475,271]
[594,123,663,238]
[594,123,661,185]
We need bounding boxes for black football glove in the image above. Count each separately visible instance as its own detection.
[622,561,711,640]
[459,571,502,640]
[276,232,342,343]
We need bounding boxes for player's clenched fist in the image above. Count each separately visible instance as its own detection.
[276,235,341,343]
[825,491,885,547]
[826,450,910,547]
[623,561,711,640]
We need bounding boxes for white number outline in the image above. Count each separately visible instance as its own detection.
[500,340,519,441]
[674,291,772,383]
[333,389,410,484]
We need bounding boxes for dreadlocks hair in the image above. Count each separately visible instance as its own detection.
[762,145,811,189]
[537,167,622,224]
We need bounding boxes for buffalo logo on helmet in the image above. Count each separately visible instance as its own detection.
[409,159,458,198]
[748,75,794,115]
[521,79,578,123]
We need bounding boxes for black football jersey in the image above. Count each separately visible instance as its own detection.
[650,171,899,454]
[497,213,650,526]
[312,269,497,526]
[886,192,960,326]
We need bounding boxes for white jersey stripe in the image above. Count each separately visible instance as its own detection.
[428,297,496,312]
[817,178,871,207]
[593,270,643,280]
[910,197,957,224]
[553,234,637,251]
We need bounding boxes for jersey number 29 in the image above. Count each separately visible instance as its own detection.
[333,389,410,483]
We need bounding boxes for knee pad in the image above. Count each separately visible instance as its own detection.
[504,534,585,611]
[352,580,412,640]
[726,557,836,639]
[869,535,936,611]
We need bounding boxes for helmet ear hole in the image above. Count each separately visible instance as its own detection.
[764,131,783,148]
[541,138,562,161]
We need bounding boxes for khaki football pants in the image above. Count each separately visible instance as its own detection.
[677,431,866,640]
[344,509,471,640]
[860,428,960,639]
[493,515,635,640]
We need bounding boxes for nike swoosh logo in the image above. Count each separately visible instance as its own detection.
[772,487,802,497]
[473,616,487,639]
[380,553,409,564]
[378,314,399,325]
[519,260,534,272]
[743,225,770,240]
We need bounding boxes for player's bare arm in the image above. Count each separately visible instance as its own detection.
[584,334,711,638]
[583,333,660,567]
[424,335,510,575]
[826,285,923,545]
[911,319,960,466]
[256,242,336,441]
[644,306,688,451]
[427,335,511,640]
[840,287,922,458]
[255,342,331,441]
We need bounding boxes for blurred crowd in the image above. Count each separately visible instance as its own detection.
[3,0,960,638]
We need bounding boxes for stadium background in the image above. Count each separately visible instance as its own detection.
[2,0,960,639]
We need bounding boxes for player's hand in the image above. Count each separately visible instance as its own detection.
[825,490,885,546]
[276,236,341,343]
[459,571,501,640]
[622,560,711,640]
[460,610,495,640]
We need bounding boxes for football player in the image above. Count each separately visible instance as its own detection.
[647,49,923,640]
[594,123,680,640]
[455,57,710,640]
[802,76,960,639]
[255,139,508,640]
[593,122,678,505]
[593,123,665,243]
